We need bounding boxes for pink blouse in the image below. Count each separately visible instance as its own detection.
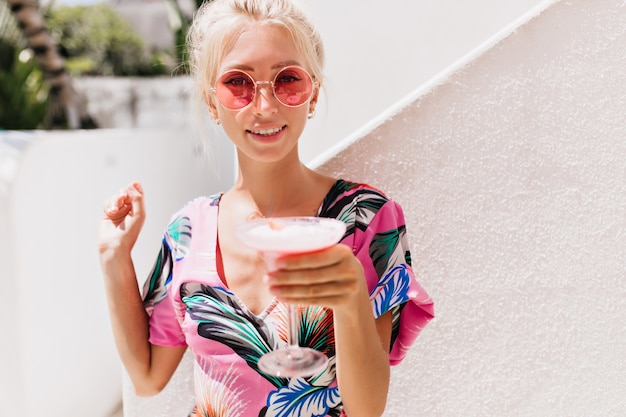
[142,180,434,417]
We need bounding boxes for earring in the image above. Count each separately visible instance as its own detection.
[213,118,221,125]
[307,109,316,119]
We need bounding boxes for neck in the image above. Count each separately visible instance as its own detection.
[233,152,318,218]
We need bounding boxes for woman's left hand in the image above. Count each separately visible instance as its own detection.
[264,244,367,311]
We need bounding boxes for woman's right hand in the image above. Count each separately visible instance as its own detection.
[98,182,146,258]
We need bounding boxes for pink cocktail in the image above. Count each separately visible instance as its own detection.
[235,216,346,377]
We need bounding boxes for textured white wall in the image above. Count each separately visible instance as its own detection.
[302,0,547,164]
[316,0,626,415]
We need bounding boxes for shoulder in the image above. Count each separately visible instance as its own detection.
[320,179,398,222]
[321,179,390,213]
[176,193,221,213]
[162,194,221,253]
[167,193,221,223]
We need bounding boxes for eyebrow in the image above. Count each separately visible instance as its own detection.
[223,60,302,73]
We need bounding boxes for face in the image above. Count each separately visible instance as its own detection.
[207,23,318,164]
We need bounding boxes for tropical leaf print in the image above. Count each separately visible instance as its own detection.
[317,179,358,214]
[182,283,285,386]
[369,226,407,279]
[319,180,388,238]
[321,182,388,230]
[142,239,173,312]
[298,306,336,358]
[192,360,248,417]
[353,195,388,229]
[370,264,411,318]
[266,305,337,388]
[168,215,192,260]
[207,194,221,207]
[264,378,342,417]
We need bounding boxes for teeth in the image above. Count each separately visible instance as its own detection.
[250,126,282,136]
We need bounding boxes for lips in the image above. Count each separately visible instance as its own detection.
[247,125,286,136]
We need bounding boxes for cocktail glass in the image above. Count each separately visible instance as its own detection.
[235,216,346,377]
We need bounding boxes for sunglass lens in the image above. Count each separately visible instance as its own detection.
[215,70,255,110]
[273,66,313,107]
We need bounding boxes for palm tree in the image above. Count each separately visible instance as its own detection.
[1,0,20,43]
[5,0,96,129]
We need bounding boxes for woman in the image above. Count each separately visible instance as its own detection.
[98,0,434,416]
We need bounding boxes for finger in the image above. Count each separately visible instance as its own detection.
[103,200,119,215]
[269,255,361,286]
[276,245,347,270]
[267,265,340,286]
[103,191,128,216]
[126,182,143,208]
[270,283,354,307]
[270,280,352,299]
[131,181,144,193]
[126,182,145,218]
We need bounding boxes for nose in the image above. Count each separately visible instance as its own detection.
[252,81,278,115]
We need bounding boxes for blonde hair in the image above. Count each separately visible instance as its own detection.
[187,0,325,108]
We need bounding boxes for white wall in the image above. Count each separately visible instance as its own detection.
[316,0,626,415]
[301,0,548,163]
[0,128,234,417]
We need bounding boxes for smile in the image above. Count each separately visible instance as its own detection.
[247,126,285,136]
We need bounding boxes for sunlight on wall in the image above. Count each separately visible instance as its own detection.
[317,1,626,415]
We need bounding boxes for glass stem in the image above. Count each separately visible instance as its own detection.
[287,305,299,348]
[264,251,300,350]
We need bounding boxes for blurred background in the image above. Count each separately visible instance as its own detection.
[1,0,551,163]
[1,0,196,131]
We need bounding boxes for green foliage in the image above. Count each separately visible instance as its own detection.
[0,41,49,130]
[47,4,167,76]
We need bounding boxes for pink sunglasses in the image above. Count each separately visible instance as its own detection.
[211,66,317,110]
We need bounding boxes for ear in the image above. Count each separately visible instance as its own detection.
[203,90,220,121]
[308,83,321,114]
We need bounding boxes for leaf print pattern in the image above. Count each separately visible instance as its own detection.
[319,180,387,235]
[369,265,412,351]
[298,307,336,358]
[142,239,172,313]
[369,226,407,280]
[191,360,248,417]
[182,283,286,387]
[369,264,411,318]
[168,215,192,260]
[264,378,342,417]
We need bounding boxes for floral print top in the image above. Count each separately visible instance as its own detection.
[142,180,435,417]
